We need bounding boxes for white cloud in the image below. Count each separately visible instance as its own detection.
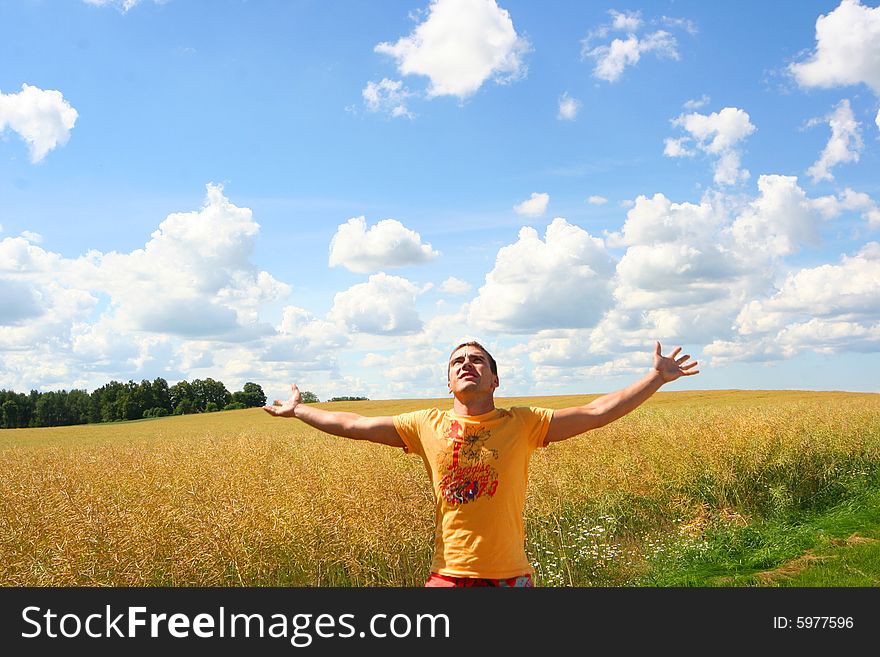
[468,218,615,332]
[20,231,43,243]
[328,272,425,335]
[662,137,694,158]
[83,184,287,339]
[0,84,78,162]
[587,195,608,206]
[0,278,44,325]
[740,242,880,324]
[440,276,472,295]
[599,178,838,352]
[328,216,439,273]
[0,184,292,380]
[362,78,414,118]
[261,305,349,372]
[807,99,863,182]
[601,192,749,346]
[0,186,346,393]
[585,32,678,82]
[610,9,643,32]
[789,0,880,94]
[839,188,880,228]
[374,0,530,99]
[665,106,756,185]
[607,191,726,248]
[683,95,710,110]
[83,0,167,11]
[557,92,581,120]
[0,236,98,354]
[523,329,611,368]
[723,242,880,359]
[728,175,823,259]
[661,16,699,36]
[582,10,682,83]
[513,192,549,217]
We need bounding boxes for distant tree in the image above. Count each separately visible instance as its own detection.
[91,381,127,422]
[300,391,319,403]
[191,378,231,413]
[152,377,172,414]
[169,380,195,414]
[34,391,69,427]
[328,396,369,402]
[174,398,194,416]
[67,389,92,424]
[1,399,19,429]
[1,375,250,427]
[232,382,266,408]
[223,402,247,411]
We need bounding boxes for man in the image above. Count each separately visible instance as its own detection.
[263,340,699,587]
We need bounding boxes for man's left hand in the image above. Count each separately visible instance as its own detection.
[653,341,700,383]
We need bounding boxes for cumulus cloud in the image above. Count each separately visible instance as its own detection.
[513,192,549,217]
[80,184,288,339]
[0,278,44,325]
[329,272,425,335]
[260,305,349,372]
[609,9,643,32]
[0,236,94,352]
[716,242,880,360]
[599,192,747,348]
[597,175,841,356]
[468,218,615,332]
[557,92,581,120]
[807,99,863,182]
[839,188,880,228]
[607,191,726,248]
[362,78,414,118]
[727,175,824,259]
[789,0,880,94]
[664,106,756,185]
[587,195,608,206]
[374,0,530,99]
[440,276,472,295]
[581,9,684,82]
[0,186,360,393]
[0,84,78,162]
[328,216,439,273]
[0,183,294,392]
[736,245,880,333]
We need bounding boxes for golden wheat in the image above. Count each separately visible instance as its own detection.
[1,391,878,586]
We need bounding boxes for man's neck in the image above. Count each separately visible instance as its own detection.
[451,394,495,417]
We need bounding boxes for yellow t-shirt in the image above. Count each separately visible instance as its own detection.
[393,406,554,579]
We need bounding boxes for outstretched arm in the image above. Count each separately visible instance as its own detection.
[263,384,404,448]
[545,341,699,444]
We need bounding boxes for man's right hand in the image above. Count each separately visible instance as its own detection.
[263,383,301,418]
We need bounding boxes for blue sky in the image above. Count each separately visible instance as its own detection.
[1,0,879,402]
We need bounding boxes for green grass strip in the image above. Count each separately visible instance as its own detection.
[637,486,880,587]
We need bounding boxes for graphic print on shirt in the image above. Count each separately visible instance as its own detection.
[437,419,499,505]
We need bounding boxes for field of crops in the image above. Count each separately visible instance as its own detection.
[1,390,878,586]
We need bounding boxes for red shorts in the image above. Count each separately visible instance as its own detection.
[424,573,533,587]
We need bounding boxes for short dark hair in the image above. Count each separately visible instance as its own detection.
[448,341,498,377]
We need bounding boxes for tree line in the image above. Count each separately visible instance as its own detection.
[0,378,268,429]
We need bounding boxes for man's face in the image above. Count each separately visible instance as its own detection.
[447,346,499,396]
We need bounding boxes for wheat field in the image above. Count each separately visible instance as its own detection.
[1,390,878,586]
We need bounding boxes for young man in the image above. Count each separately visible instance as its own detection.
[263,340,699,587]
